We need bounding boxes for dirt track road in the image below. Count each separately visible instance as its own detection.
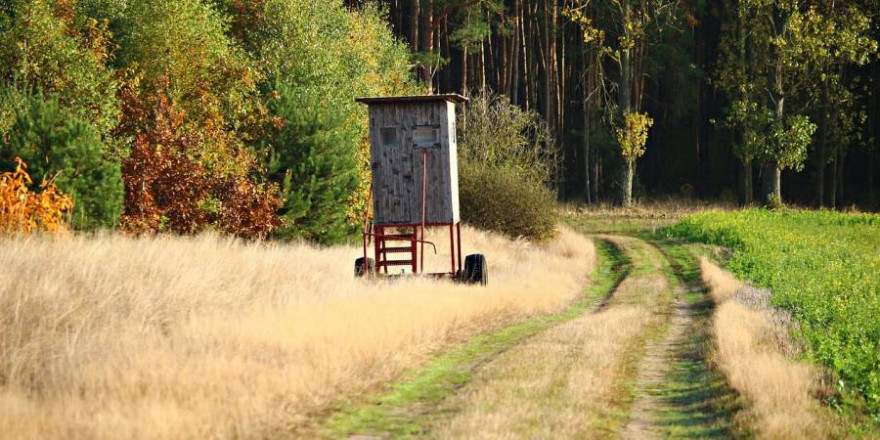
[324,235,738,439]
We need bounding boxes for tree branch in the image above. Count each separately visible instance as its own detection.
[432,0,483,30]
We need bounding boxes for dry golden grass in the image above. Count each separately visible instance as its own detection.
[701,258,831,440]
[434,306,649,440]
[0,226,594,440]
[700,259,741,303]
[561,198,736,224]
[433,237,670,439]
[563,196,735,215]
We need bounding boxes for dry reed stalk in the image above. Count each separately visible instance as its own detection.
[0,227,594,440]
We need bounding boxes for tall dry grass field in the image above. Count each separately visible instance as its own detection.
[0,227,594,439]
[701,259,831,439]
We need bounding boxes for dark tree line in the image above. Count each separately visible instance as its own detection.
[365,0,880,209]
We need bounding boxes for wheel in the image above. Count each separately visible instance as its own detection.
[355,257,374,277]
[463,254,488,286]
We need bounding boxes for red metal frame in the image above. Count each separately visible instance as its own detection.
[362,221,461,278]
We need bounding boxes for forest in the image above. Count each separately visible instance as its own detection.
[1,0,879,241]
[372,0,880,208]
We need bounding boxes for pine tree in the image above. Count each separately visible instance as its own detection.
[266,83,358,244]
[4,95,123,229]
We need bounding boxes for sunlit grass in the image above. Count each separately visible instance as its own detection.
[0,226,594,439]
[701,259,834,439]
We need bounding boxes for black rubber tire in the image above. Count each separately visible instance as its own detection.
[354,257,374,277]
[463,254,488,286]
[454,269,465,283]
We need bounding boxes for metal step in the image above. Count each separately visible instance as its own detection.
[376,260,413,267]
[378,246,413,254]
[376,234,416,241]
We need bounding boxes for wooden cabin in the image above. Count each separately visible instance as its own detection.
[356,94,468,226]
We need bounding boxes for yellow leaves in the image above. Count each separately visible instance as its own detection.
[564,7,604,44]
[0,157,73,235]
[14,158,33,185]
[614,111,653,163]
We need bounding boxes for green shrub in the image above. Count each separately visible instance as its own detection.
[456,91,559,240]
[458,90,558,185]
[3,95,123,229]
[765,194,785,210]
[459,163,557,241]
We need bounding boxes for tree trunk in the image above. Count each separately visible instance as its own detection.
[619,161,634,206]
[764,4,785,205]
[836,150,846,209]
[739,159,753,206]
[736,1,752,207]
[830,147,838,208]
[541,0,554,135]
[410,0,419,53]
[582,35,593,204]
[816,115,826,207]
[869,151,876,205]
[461,46,468,95]
[816,79,829,207]
[615,0,632,207]
[391,0,402,36]
[583,103,592,204]
[762,163,781,204]
[521,3,531,112]
[442,19,451,91]
[420,0,434,93]
[593,156,601,202]
[480,40,487,92]
[509,0,521,104]
[486,8,498,89]
[550,0,560,139]
[529,2,539,113]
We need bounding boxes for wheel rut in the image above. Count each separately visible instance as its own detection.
[622,290,695,439]
[621,240,737,440]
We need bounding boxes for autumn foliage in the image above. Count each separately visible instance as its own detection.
[1,0,413,241]
[0,157,73,234]
[117,79,282,238]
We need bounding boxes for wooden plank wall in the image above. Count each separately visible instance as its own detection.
[368,101,461,225]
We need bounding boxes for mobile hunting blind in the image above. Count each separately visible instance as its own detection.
[354,95,487,285]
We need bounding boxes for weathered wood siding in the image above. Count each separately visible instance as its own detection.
[368,101,460,225]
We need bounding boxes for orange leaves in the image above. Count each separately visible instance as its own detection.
[118,77,282,239]
[0,158,73,235]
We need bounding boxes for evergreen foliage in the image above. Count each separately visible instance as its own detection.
[266,85,358,244]
[0,0,412,240]
[3,95,123,229]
